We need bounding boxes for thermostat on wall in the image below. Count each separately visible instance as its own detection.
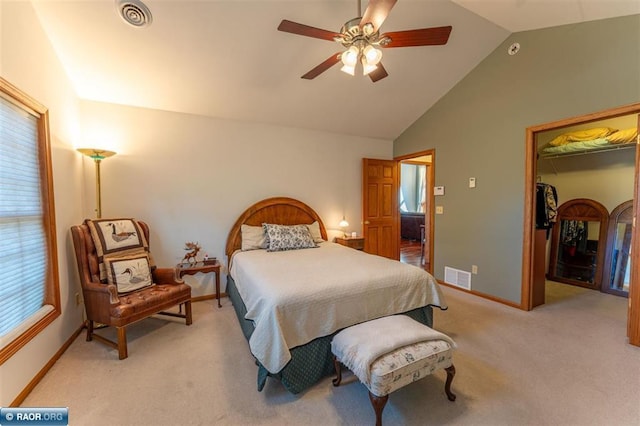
[434,186,445,196]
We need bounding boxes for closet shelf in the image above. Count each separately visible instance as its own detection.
[539,142,636,160]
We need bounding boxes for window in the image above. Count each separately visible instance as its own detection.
[0,77,60,364]
[400,163,427,213]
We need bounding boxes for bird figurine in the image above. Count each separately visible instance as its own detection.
[106,222,137,243]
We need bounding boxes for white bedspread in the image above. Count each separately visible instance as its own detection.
[229,242,448,374]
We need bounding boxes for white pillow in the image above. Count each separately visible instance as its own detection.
[241,224,267,251]
[306,221,325,243]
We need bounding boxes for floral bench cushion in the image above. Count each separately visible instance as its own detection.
[368,339,453,397]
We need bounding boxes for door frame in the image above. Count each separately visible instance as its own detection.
[521,102,640,346]
[395,149,435,272]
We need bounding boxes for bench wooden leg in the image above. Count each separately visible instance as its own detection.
[444,364,456,401]
[332,355,342,386]
[368,392,388,426]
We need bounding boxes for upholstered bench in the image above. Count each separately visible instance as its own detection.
[331,315,457,426]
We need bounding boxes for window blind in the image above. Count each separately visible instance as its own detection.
[0,95,47,338]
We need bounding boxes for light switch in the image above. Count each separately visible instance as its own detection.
[469,177,476,188]
[435,206,444,214]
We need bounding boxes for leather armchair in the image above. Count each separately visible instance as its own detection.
[71,220,192,359]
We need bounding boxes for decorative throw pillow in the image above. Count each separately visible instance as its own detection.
[86,218,153,283]
[263,223,317,252]
[607,128,638,144]
[241,224,268,251]
[306,221,325,243]
[104,253,153,294]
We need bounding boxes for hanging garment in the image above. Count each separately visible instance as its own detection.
[536,183,558,232]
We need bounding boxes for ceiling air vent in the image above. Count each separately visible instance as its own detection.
[116,0,153,28]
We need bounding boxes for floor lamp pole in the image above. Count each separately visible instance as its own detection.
[77,148,116,219]
[94,157,103,218]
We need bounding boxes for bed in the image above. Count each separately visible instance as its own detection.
[225,197,448,394]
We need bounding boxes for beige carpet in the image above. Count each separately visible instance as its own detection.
[22,282,640,425]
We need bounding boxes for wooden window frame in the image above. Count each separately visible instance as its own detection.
[0,77,61,365]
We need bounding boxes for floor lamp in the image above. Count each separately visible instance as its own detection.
[77,148,116,219]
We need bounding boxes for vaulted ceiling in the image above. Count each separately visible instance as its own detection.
[30,0,640,140]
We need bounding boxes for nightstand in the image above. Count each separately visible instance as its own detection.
[176,259,221,307]
[335,236,365,251]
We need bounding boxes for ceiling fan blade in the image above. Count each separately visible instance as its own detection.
[278,20,341,41]
[301,53,342,80]
[368,63,388,83]
[360,0,397,33]
[381,26,452,48]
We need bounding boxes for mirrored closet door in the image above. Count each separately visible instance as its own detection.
[547,198,609,290]
[602,200,633,297]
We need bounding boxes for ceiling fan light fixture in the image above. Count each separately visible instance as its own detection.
[276,0,452,82]
[340,64,356,76]
[341,46,359,67]
[363,45,382,65]
[361,57,378,76]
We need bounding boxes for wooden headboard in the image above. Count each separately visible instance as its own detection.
[225,197,328,259]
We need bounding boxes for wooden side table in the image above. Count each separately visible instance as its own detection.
[335,236,365,251]
[177,259,222,307]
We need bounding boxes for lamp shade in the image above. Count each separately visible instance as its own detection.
[341,46,359,67]
[340,64,356,76]
[363,45,382,65]
[77,148,116,160]
[361,56,378,75]
[339,219,349,228]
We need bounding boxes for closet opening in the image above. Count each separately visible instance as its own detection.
[522,102,640,346]
[395,150,434,273]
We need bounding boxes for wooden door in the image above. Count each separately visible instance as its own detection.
[362,158,399,259]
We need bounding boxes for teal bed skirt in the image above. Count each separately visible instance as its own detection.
[226,275,435,394]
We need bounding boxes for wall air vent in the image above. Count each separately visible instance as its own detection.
[444,267,471,290]
[116,0,153,28]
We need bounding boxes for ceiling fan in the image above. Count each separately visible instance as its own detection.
[277,0,452,82]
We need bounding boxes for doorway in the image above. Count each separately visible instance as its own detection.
[396,150,434,272]
[521,102,640,346]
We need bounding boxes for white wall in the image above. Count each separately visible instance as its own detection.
[78,100,392,297]
[1,2,391,405]
[1,1,84,406]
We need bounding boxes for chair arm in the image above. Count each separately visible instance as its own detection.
[83,280,120,304]
[153,267,183,285]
